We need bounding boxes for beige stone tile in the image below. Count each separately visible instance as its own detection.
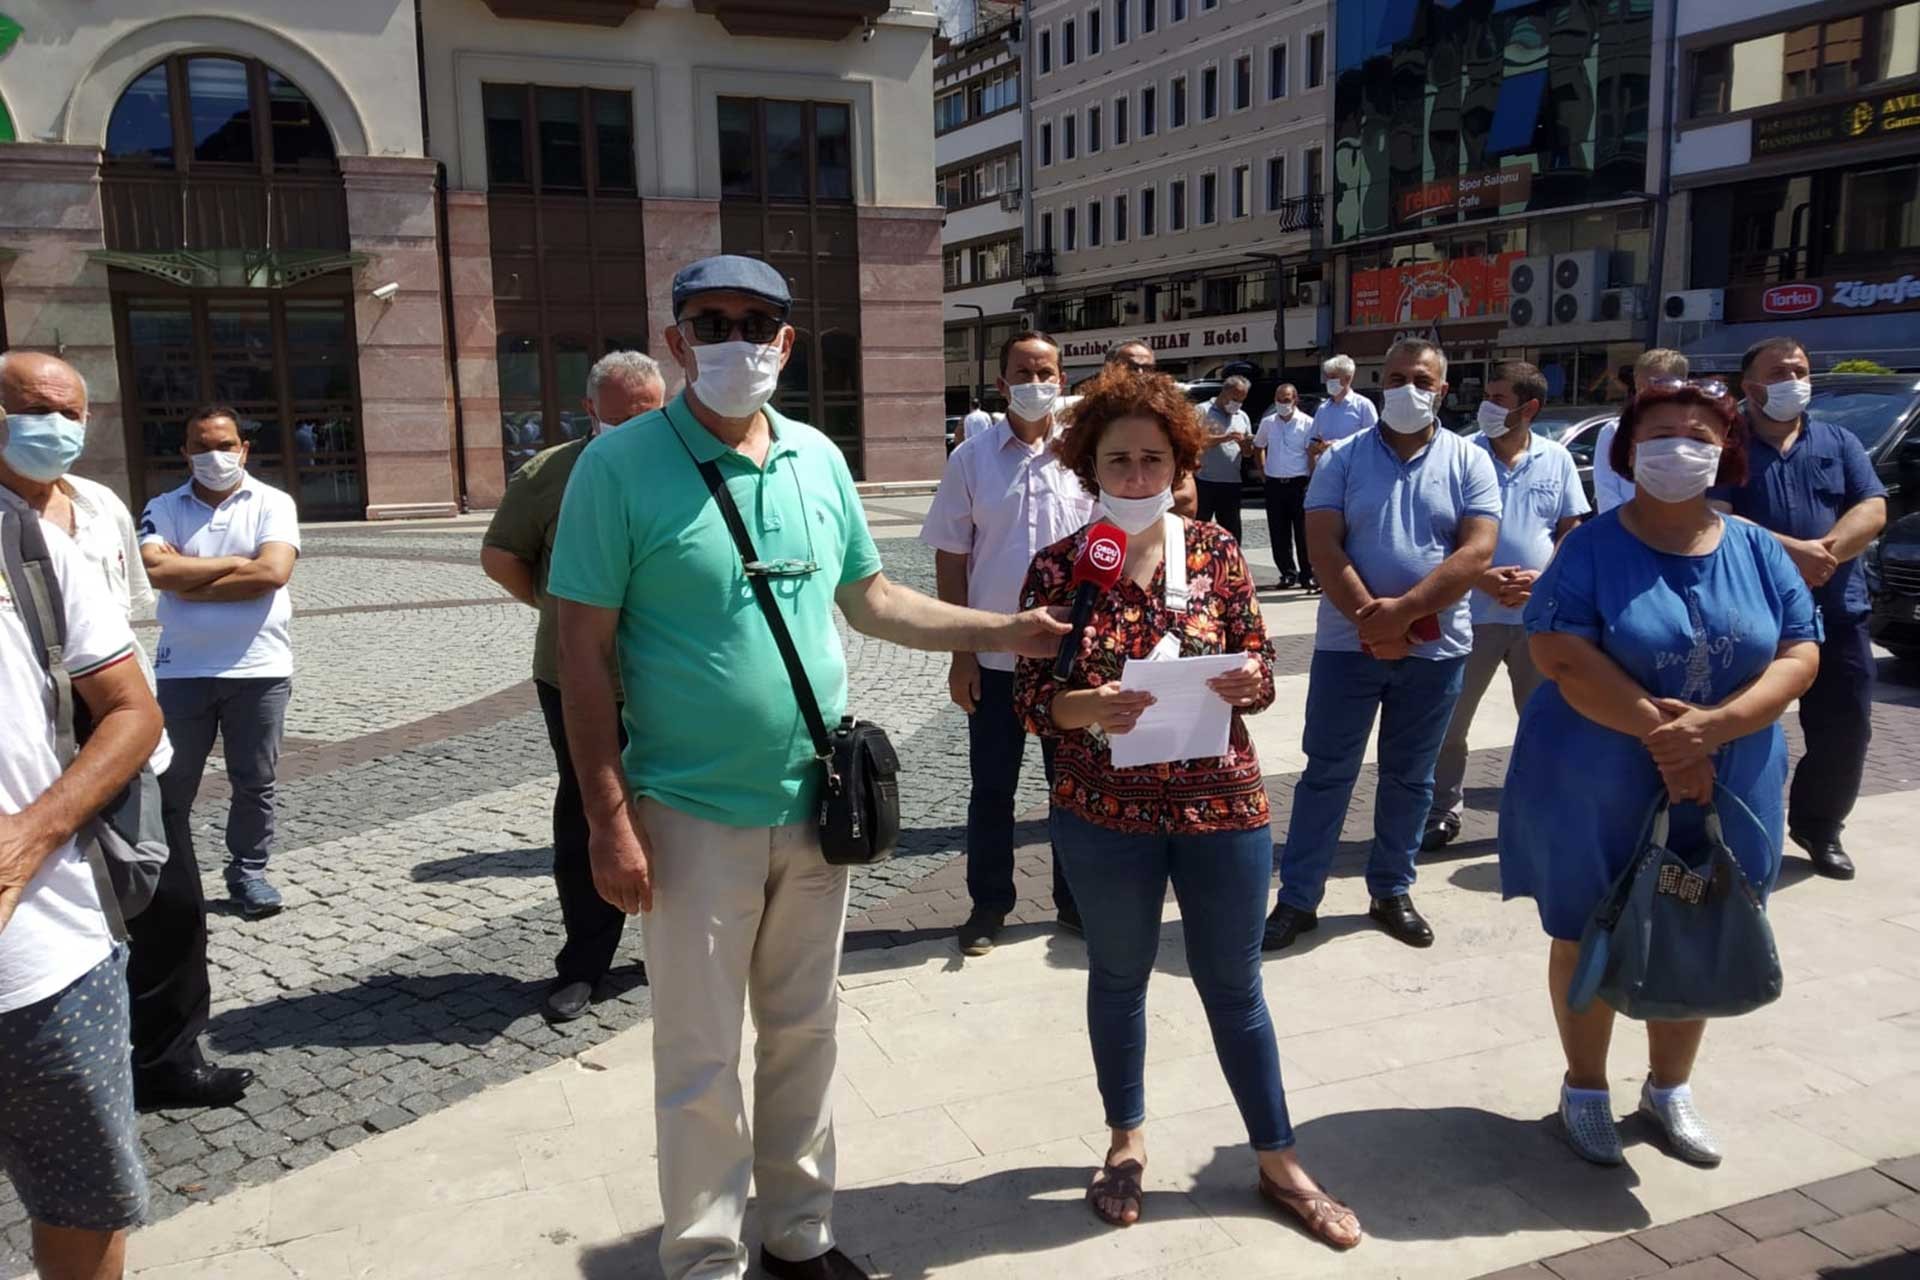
[128,1184,274,1270]
[268,1230,361,1280]
[1749,1015,1920,1090]
[837,1105,983,1187]
[1689,1043,1866,1114]
[576,1019,655,1071]
[838,937,957,989]
[864,1194,1237,1280]
[838,1029,1096,1118]
[131,1248,301,1280]
[357,1075,573,1163]
[1281,998,1538,1085]
[348,1177,625,1280]
[1889,910,1920,934]
[602,1164,667,1238]
[1373,1033,1572,1117]
[840,977,936,1020]
[1371,948,1547,1008]
[944,1075,1103,1156]
[265,1143,527,1243]
[1142,1049,1322,1123]
[864,984,1091,1064]
[517,1113,656,1191]
[1781,1070,1920,1160]
[832,1137,1099,1261]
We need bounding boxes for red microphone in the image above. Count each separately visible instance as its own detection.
[1053,522,1129,679]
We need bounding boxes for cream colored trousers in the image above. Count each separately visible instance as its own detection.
[639,799,852,1280]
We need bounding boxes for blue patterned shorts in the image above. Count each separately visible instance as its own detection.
[0,948,147,1231]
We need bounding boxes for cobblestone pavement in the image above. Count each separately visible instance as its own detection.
[6,511,1920,1275]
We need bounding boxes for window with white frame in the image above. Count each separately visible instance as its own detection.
[1266,154,1286,210]
[1040,120,1053,166]
[1041,209,1055,251]
[1064,204,1078,250]
[1141,84,1158,136]
[1304,144,1323,196]
[1063,18,1077,65]
[1201,64,1219,120]
[1169,176,1188,231]
[1171,0,1187,21]
[1064,112,1077,160]
[1141,0,1156,35]
[1116,0,1130,43]
[1088,198,1103,247]
[1114,93,1130,145]
[1114,191,1129,242]
[1231,162,1250,219]
[1087,6,1102,56]
[1140,184,1157,236]
[1232,55,1252,111]
[1040,27,1053,75]
[1088,104,1102,152]
[1200,169,1218,224]
[1171,73,1189,127]
[1269,40,1288,99]
[1308,30,1325,88]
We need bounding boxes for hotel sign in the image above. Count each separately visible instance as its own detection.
[1060,323,1256,362]
[1752,89,1920,157]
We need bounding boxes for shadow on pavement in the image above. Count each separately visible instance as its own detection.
[572,1109,1660,1276]
[408,845,552,882]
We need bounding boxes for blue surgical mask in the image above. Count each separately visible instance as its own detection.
[2,411,88,483]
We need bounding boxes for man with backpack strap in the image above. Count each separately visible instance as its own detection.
[0,358,165,1280]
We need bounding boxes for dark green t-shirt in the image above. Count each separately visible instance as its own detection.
[482,437,620,694]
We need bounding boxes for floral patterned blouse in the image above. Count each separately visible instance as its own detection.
[1014,518,1277,835]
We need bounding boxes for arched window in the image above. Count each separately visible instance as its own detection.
[106,54,337,172]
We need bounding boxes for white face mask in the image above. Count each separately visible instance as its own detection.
[1633,437,1722,503]
[1007,380,1060,423]
[1098,488,1175,535]
[1758,376,1812,423]
[1324,378,1346,398]
[1477,399,1516,438]
[1274,404,1296,420]
[690,340,783,419]
[1381,384,1437,434]
[1220,399,1243,415]
[190,448,246,492]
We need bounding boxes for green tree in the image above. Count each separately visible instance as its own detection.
[1830,359,1895,374]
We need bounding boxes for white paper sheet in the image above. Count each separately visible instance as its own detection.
[1108,653,1250,768]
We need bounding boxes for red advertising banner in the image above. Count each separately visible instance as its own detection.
[1349,252,1525,327]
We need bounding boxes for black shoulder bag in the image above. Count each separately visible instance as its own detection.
[688,454,901,865]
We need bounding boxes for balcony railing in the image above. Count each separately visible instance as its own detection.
[101,170,350,255]
[1023,249,1057,278]
[937,7,1020,62]
[1276,194,1324,234]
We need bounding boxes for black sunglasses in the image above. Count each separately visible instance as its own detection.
[678,312,786,345]
[1642,375,1731,400]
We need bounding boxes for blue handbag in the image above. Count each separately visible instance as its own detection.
[1566,786,1783,1021]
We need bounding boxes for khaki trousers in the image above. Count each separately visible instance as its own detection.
[1430,622,1544,820]
[639,799,851,1280]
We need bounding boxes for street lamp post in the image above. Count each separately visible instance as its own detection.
[955,301,987,418]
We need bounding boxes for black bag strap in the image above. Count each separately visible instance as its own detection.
[675,432,835,766]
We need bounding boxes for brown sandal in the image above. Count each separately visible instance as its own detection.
[1087,1158,1145,1227]
[1259,1170,1362,1250]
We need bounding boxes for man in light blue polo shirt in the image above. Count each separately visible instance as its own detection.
[1308,353,1379,464]
[1424,360,1588,852]
[548,255,1066,1280]
[1266,338,1499,952]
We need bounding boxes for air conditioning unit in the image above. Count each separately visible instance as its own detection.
[1507,256,1552,328]
[1599,286,1647,322]
[1551,250,1609,324]
[1662,288,1725,322]
[1294,282,1323,308]
[999,188,1023,212]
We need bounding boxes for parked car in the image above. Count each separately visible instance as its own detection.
[1867,513,1920,663]
[945,416,964,453]
[1530,405,1619,511]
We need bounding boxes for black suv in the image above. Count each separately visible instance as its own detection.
[1827,374,1920,659]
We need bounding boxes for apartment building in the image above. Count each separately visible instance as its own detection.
[937,0,1028,412]
[1659,0,1920,372]
[1024,0,1334,384]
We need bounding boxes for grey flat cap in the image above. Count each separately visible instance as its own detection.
[671,254,792,317]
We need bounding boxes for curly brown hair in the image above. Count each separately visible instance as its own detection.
[1611,385,1748,488]
[1053,365,1205,497]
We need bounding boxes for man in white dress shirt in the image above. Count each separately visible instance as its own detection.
[925,330,1095,954]
[1253,383,1316,591]
[1592,349,1690,512]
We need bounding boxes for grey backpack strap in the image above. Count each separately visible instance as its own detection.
[0,507,129,940]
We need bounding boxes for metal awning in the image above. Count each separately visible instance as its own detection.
[87,248,368,290]
[1681,316,1920,373]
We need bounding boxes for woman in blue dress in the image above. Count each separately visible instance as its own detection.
[1500,383,1821,1169]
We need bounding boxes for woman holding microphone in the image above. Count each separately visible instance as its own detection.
[1014,367,1360,1249]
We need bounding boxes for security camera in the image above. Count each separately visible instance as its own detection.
[370,282,400,302]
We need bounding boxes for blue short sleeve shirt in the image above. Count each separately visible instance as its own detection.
[1709,417,1887,620]
[1305,427,1502,659]
[1472,432,1591,626]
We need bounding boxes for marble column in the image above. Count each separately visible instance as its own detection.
[856,205,946,483]
[341,155,458,520]
[444,191,506,510]
[640,197,723,399]
[0,145,128,500]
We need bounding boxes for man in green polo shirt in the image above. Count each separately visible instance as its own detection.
[549,254,1066,1280]
[481,349,664,1024]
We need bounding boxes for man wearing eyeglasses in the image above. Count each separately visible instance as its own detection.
[548,255,1069,1280]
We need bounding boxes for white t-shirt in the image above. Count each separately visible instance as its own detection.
[139,475,301,680]
[0,502,138,1013]
[1591,418,1633,512]
[61,476,172,774]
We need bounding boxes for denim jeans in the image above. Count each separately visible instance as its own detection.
[967,668,1071,917]
[1053,808,1294,1150]
[1276,649,1467,912]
